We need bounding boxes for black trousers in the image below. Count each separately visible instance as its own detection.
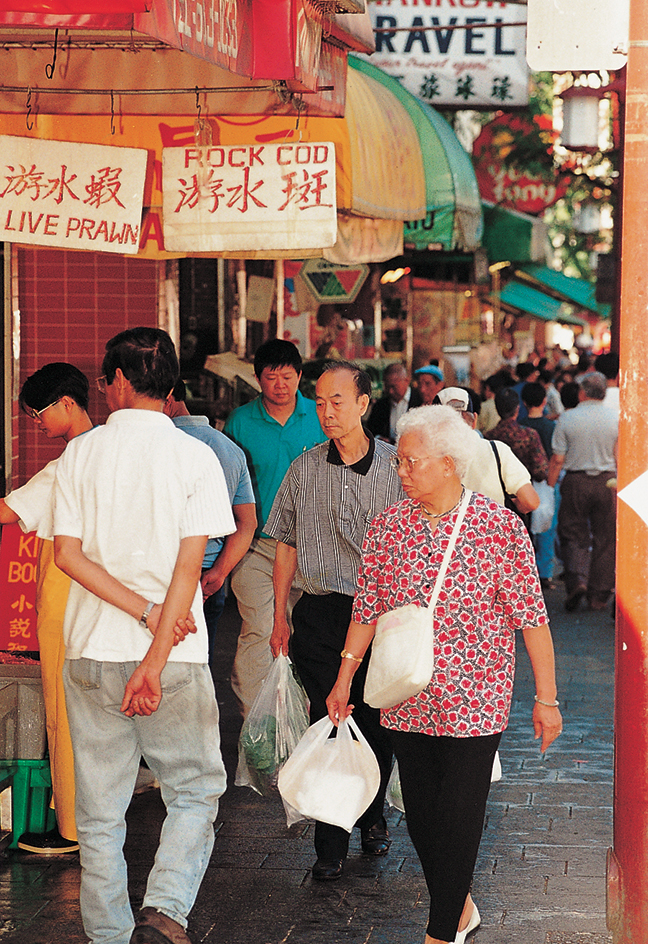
[390,729,501,943]
[289,592,393,861]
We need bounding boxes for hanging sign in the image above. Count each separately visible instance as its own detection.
[366,0,529,109]
[299,258,369,303]
[0,136,148,254]
[162,141,337,252]
[473,114,569,215]
[0,525,39,652]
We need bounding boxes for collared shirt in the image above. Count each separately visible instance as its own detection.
[265,433,403,596]
[223,390,326,537]
[172,415,255,566]
[53,409,235,663]
[551,400,618,474]
[485,417,549,482]
[389,387,411,442]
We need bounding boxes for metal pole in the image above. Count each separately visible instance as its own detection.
[275,259,285,340]
[607,0,648,939]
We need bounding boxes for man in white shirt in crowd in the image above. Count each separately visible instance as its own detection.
[52,327,235,944]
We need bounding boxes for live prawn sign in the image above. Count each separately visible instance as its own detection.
[0,136,148,254]
[162,141,337,253]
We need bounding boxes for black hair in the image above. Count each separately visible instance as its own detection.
[521,381,546,409]
[594,352,619,381]
[253,339,302,379]
[320,360,372,400]
[560,381,580,410]
[516,361,537,381]
[19,362,89,413]
[102,327,179,401]
[484,370,514,395]
[170,378,187,402]
[494,386,520,420]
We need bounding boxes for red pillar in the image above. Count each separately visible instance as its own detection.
[607,0,648,940]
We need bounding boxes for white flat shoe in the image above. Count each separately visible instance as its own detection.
[452,903,480,944]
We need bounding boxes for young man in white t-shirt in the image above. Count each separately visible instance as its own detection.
[52,328,235,944]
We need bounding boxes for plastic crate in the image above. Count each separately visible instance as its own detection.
[0,664,47,760]
[0,759,55,848]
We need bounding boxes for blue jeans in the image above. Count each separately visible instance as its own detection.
[63,659,227,944]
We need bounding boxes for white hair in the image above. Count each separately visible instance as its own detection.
[396,404,479,480]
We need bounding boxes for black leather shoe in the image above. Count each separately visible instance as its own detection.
[17,828,79,855]
[312,857,345,880]
[361,820,391,856]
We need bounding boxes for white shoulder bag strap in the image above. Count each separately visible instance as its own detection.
[426,488,472,612]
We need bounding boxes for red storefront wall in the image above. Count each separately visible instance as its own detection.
[14,247,160,487]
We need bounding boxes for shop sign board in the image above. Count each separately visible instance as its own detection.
[0,136,147,254]
[473,115,568,215]
[366,0,529,109]
[0,525,39,652]
[527,0,629,71]
[162,141,337,252]
[299,258,369,303]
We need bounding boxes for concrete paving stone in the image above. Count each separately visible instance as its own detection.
[0,591,616,943]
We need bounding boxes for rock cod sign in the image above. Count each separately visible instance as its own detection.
[162,142,337,253]
[0,136,147,254]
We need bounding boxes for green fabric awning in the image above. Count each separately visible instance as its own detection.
[516,265,611,319]
[349,56,483,252]
[482,202,550,265]
[496,282,588,326]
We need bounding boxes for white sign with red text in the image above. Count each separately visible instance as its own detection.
[162,142,337,252]
[366,0,529,109]
[0,136,148,254]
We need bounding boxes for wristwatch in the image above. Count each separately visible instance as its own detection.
[140,601,155,629]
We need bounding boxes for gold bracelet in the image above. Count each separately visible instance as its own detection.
[341,649,363,664]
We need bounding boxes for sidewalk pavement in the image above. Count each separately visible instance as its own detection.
[1,584,614,944]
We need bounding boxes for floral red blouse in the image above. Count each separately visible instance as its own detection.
[352,491,548,738]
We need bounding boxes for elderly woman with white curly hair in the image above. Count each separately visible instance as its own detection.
[327,405,562,944]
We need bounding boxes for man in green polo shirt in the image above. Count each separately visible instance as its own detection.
[224,339,325,716]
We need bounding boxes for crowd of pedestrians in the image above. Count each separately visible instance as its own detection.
[0,335,618,944]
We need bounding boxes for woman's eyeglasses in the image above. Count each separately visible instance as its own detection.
[389,455,434,472]
[95,376,108,394]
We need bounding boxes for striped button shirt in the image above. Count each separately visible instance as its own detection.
[265,433,404,597]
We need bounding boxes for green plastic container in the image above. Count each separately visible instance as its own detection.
[0,758,55,848]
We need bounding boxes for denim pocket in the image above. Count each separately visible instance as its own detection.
[160,662,193,694]
[68,658,102,690]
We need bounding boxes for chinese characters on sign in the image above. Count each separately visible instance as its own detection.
[162,142,337,252]
[366,0,529,109]
[0,136,148,254]
[0,524,40,652]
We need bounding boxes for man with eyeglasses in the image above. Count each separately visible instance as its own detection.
[0,362,93,855]
[266,361,403,882]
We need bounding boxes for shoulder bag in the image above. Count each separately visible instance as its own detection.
[364,488,472,710]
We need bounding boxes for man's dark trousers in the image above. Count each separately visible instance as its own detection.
[290,591,393,862]
[558,470,616,602]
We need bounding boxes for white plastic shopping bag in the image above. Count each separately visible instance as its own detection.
[387,752,502,814]
[278,714,380,831]
[530,481,555,534]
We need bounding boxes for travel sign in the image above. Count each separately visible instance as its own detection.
[365,0,529,109]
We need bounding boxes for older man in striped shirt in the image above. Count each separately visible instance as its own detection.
[267,361,404,882]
